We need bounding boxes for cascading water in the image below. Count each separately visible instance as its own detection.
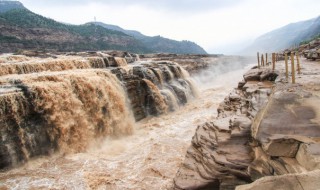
[0,57,107,76]
[0,54,198,169]
[111,61,199,120]
[0,69,135,168]
[0,53,252,189]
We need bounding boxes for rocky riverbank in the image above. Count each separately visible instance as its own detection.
[174,59,320,189]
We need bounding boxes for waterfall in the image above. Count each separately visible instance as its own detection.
[0,70,135,168]
[0,53,198,169]
[112,61,199,120]
[0,57,107,77]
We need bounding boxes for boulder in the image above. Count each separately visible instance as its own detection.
[236,170,320,190]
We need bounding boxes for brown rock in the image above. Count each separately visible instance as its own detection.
[236,170,320,190]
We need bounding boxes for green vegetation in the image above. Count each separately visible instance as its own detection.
[0,9,128,36]
[299,34,320,45]
[141,36,206,54]
[0,9,149,53]
[0,1,25,13]
[94,22,207,54]
[0,7,206,54]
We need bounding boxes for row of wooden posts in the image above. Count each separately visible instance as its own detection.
[257,52,301,84]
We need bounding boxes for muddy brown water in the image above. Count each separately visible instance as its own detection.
[0,59,254,190]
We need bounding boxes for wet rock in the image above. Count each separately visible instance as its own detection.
[140,53,217,74]
[243,68,278,82]
[243,69,262,81]
[238,80,246,89]
[111,61,197,121]
[174,85,256,189]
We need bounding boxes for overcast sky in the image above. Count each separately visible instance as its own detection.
[18,0,320,54]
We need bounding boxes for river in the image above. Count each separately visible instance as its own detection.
[0,57,254,190]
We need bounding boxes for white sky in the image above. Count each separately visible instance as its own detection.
[18,0,320,54]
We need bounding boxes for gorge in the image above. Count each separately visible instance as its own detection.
[1,50,320,190]
[0,51,252,189]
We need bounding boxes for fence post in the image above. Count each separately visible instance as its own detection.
[285,53,289,80]
[272,53,275,71]
[257,52,260,68]
[291,53,296,84]
[265,53,268,66]
[296,52,301,74]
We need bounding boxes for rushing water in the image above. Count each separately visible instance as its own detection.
[0,57,254,190]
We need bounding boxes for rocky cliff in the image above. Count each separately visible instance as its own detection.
[174,60,320,189]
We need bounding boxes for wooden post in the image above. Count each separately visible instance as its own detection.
[257,52,260,68]
[272,53,275,71]
[265,53,268,66]
[285,53,288,80]
[291,53,296,84]
[261,54,265,67]
[296,52,301,74]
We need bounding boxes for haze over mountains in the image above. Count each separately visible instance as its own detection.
[0,0,319,55]
[0,0,206,54]
[244,16,320,54]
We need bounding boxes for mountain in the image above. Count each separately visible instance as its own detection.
[90,22,207,54]
[0,0,25,13]
[244,16,320,53]
[0,3,149,53]
[93,22,146,39]
[0,1,207,54]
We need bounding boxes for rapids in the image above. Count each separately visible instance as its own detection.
[0,56,253,189]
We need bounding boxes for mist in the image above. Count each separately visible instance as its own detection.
[192,56,255,89]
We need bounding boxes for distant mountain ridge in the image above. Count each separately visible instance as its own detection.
[0,0,25,13]
[92,22,146,39]
[0,1,207,54]
[244,16,320,53]
[91,22,207,54]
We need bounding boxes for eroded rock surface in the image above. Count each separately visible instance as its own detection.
[174,61,320,190]
[236,170,320,190]
[174,68,277,189]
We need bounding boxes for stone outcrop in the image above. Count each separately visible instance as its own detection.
[174,68,276,189]
[140,53,217,74]
[111,61,197,121]
[174,63,320,189]
[236,170,320,190]
[299,37,320,60]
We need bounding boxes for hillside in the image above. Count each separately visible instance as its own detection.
[0,1,207,54]
[0,7,149,53]
[244,16,320,53]
[91,22,207,54]
[0,0,25,13]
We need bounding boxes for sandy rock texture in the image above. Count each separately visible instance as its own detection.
[174,59,320,190]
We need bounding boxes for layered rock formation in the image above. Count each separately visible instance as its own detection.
[174,62,320,189]
[0,51,197,169]
[174,68,276,189]
[140,53,215,74]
